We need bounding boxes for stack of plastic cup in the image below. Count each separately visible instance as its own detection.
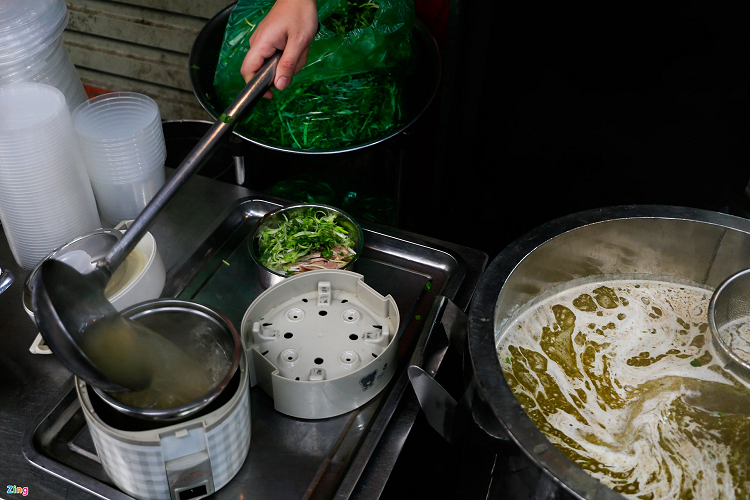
[0,0,87,112]
[72,92,167,226]
[0,83,101,270]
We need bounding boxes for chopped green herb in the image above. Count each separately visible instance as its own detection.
[213,0,410,151]
[191,64,200,70]
[690,359,702,367]
[424,282,432,291]
[222,260,230,266]
[321,0,379,34]
[219,113,233,124]
[256,207,356,275]
[414,315,421,321]
[505,357,511,364]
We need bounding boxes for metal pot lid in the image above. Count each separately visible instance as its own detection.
[467,205,750,500]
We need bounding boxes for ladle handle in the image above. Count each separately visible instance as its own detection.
[102,52,281,273]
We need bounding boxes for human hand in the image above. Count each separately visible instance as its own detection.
[240,0,319,98]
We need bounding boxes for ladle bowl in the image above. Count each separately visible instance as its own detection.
[31,52,281,393]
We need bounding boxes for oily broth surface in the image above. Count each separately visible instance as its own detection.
[497,280,750,500]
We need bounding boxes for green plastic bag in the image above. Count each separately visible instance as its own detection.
[213,0,416,151]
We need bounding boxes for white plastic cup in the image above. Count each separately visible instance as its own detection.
[90,167,166,226]
[0,0,86,112]
[72,92,167,221]
[0,82,101,270]
[0,0,67,64]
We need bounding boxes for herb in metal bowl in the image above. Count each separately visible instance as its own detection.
[256,208,357,275]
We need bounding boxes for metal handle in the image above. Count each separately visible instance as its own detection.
[407,297,510,445]
[101,52,281,275]
[233,156,245,185]
[0,266,13,295]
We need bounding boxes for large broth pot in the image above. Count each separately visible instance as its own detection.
[467,205,750,500]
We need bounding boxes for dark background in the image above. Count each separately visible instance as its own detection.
[185,1,750,262]
[400,1,750,262]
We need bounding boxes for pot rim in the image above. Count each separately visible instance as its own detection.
[467,204,750,500]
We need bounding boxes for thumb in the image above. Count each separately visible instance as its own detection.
[274,36,309,91]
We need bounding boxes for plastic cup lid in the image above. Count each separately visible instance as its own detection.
[0,0,67,65]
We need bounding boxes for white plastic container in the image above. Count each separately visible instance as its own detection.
[0,82,100,270]
[0,0,87,111]
[90,167,166,225]
[241,269,400,419]
[72,92,167,225]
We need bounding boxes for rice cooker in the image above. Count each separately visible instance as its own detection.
[76,302,251,500]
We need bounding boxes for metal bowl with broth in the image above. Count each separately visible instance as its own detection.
[468,205,750,500]
[23,227,165,322]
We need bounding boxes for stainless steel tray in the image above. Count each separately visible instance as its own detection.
[23,197,486,500]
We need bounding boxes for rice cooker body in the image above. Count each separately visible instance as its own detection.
[76,351,250,500]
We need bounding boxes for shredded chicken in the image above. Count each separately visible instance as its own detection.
[287,244,353,274]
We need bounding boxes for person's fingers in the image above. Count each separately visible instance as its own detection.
[274,33,313,91]
[295,47,309,75]
[240,40,278,84]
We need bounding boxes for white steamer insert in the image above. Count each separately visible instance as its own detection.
[241,270,400,419]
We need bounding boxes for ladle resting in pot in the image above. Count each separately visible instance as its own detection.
[31,53,281,394]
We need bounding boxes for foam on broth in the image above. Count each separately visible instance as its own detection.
[497,280,750,499]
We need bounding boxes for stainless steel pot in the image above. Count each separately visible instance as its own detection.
[467,205,750,500]
[188,2,441,155]
[0,265,13,295]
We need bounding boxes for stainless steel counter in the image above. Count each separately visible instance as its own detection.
[0,172,487,500]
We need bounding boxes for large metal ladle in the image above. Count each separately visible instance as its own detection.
[31,53,281,393]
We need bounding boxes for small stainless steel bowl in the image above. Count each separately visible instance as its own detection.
[249,203,364,289]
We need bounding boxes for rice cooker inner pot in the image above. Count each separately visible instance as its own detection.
[92,299,242,422]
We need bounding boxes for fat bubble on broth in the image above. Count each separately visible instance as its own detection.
[497,280,750,500]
